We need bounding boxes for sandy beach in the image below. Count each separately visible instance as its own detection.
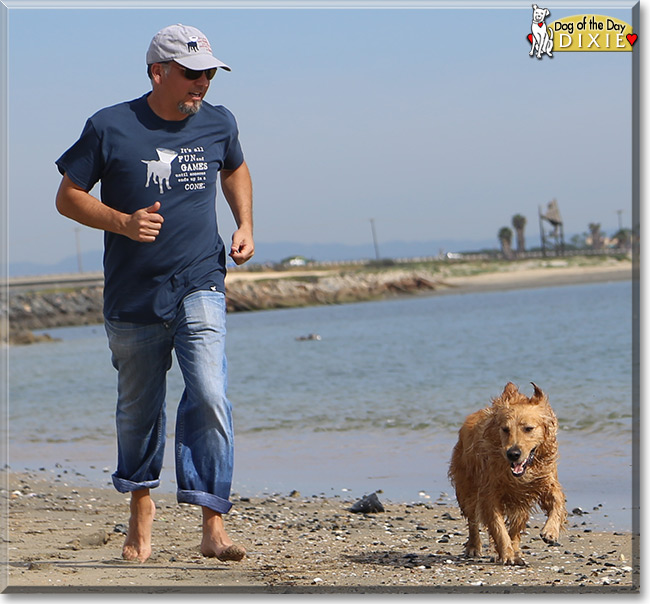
[3,257,638,593]
[3,469,638,594]
[436,260,634,294]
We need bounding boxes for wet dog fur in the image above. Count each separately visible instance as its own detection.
[448,382,567,565]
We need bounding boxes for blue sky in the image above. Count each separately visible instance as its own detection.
[4,0,639,270]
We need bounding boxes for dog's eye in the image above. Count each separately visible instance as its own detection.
[501,427,510,434]
[524,426,534,433]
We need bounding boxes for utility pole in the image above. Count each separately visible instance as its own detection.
[369,218,380,261]
[538,206,546,257]
[617,209,623,231]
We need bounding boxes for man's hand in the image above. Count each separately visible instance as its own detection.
[124,202,164,242]
[229,228,254,265]
[221,161,254,265]
[56,174,165,243]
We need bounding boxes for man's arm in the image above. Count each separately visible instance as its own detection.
[221,161,254,265]
[55,173,164,242]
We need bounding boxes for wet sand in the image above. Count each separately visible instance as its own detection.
[3,470,638,593]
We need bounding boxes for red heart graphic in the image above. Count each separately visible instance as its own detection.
[627,33,638,46]
[538,22,543,27]
[527,33,533,43]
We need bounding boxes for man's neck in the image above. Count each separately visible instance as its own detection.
[146,91,188,122]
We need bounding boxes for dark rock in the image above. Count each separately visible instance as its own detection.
[348,492,385,514]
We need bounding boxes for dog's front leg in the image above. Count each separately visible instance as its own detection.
[483,508,525,565]
[539,482,567,545]
[507,511,529,560]
[465,517,482,557]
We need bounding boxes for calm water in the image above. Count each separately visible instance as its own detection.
[8,280,636,531]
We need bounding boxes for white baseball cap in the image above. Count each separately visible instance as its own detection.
[146,24,231,71]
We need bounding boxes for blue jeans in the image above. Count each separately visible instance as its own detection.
[105,290,234,514]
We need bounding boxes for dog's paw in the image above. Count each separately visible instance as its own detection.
[540,525,561,545]
[492,546,527,566]
[493,554,527,566]
[541,533,561,546]
[464,545,482,558]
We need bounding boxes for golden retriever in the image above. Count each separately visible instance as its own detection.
[448,382,567,565]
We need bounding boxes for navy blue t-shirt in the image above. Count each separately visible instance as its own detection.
[56,93,244,323]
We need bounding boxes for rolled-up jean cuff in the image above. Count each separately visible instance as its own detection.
[112,475,161,493]
[177,489,233,514]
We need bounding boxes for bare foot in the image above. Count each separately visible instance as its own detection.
[122,489,155,562]
[200,507,246,561]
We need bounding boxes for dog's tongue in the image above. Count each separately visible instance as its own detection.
[512,462,525,475]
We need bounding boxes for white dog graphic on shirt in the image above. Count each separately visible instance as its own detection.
[142,148,178,194]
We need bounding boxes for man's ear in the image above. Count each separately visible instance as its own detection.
[150,63,166,85]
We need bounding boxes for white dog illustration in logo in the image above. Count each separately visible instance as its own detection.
[142,148,178,194]
[187,36,199,52]
[530,4,554,59]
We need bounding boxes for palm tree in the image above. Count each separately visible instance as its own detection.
[512,214,527,255]
[612,228,631,250]
[588,223,603,250]
[498,227,514,259]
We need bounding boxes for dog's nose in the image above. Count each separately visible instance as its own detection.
[507,447,522,462]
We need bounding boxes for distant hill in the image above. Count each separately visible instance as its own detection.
[9,250,104,277]
[8,238,500,276]
[251,239,499,264]
[9,223,622,276]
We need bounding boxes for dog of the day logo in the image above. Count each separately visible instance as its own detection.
[527,3,637,59]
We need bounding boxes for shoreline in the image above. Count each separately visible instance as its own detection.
[434,263,633,295]
[4,470,639,592]
[7,420,634,534]
[224,258,633,296]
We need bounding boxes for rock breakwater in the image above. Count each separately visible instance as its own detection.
[5,270,440,344]
[225,270,439,312]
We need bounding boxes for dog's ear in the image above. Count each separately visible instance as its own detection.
[532,3,538,9]
[529,382,546,405]
[492,382,519,407]
[530,383,559,446]
[545,8,550,18]
[541,407,559,445]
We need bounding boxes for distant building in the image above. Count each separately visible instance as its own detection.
[281,255,308,267]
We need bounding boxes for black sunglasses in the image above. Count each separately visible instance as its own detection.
[171,62,217,81]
